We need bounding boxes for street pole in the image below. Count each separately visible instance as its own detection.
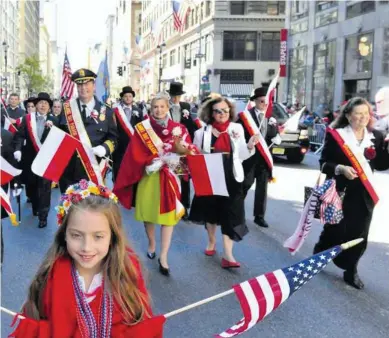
[157,42,166,93]
[3,41,8,98]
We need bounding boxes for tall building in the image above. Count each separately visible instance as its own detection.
[106,14,115,88]
[0,0,20,95]
[140,0,286,101]
[39,19,52,78]
[284,0,389,112]
[129,0,142,97]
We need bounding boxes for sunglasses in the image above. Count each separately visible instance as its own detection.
[213,108,230,114]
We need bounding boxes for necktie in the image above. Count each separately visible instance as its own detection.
[37,115,45,139]
[124,107,131,120]
[81,104,87,121]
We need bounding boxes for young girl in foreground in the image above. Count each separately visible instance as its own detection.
[9,180,165,337]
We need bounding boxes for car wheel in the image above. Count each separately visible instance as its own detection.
[286,149,305,163]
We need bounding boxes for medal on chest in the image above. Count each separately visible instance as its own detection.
[99,106,106,122]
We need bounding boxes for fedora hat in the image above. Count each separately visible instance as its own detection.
[250,87,268,101]
[33,92,53,108]
[167,82,186,96]
[120,86,136,98]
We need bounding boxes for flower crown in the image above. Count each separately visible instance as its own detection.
[56,179,118,225]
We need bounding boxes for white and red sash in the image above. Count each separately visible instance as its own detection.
[25,113,42,152]
[328,127,379,205]
[238,110,273,172]
[63,100,104,185]
[114,105,134,138]
[0,186,18,225]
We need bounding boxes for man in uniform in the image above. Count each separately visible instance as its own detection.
[112,86,143,181]
[167,82,198,219]
[59,68,118,193]
[239,87,277,228]
[1,93,25,128]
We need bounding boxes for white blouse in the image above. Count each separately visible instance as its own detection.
[76,271,103,303]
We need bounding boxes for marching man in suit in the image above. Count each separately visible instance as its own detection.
[59,69,118,193]
[14,92,59,228]
[167,82,198,219]
[239,87,278,228]
[112,86,144,181]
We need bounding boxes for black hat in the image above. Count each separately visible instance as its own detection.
[120,86,136,98]
[33,92,53,108]
[23,96,36,109]
[250,87,268,101]
[71,68,97,84]
[167,82,186,96]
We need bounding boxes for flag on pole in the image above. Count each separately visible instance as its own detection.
[186,153,229,197]
[3,116,18,134]
[31,126,80,182]
[95,50,110,104]
[215,245,342,337]
[264,69,280,118]
[173,0,191,33]
[135,35,143,54]
[281,106,306,132]
[0,156,22,185]
[60,50,74,100]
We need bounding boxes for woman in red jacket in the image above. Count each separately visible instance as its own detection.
[9,179,165,337]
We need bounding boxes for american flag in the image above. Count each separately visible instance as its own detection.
[60,51,74,100]
[216,245,342,337]
[172,0,191,33]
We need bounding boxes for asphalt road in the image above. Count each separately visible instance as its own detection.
[1,153,389,337]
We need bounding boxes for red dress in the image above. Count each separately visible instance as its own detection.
[9,253,165,338]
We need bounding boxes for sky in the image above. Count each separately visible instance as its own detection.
[53,0,116,71]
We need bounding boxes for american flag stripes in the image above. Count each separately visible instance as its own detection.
[60,51,74,100]
[172,0,191,33]
[215,246,342,337]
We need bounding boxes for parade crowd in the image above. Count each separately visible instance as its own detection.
[1,68,389,337]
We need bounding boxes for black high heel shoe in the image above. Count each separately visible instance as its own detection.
[147,252,156,259]
[158,259,170,276]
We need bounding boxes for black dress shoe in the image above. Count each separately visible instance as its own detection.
[343,271,364,289]
[38,220,47,228]
[158,259,170,276]
[182,209,189,221]
[254,216,269,228]
[147,252,156,259]
[33,211,38,216]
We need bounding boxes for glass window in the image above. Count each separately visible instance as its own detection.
[230,1,246,15]
[346,1,375,19]
[162,54,167,68]
[344,32,374,74]
[290,20,308,34]
[383,28,389,76]
[178,47,181,64]
[316,1,337,12]
[315,8,338,27]
[290,0,309,20]
[260,32,280,61]
[206,0,211,16]
[170,49,176,66]
[288,47,307,105]
[220,70,254,84]
[223,31,257,61]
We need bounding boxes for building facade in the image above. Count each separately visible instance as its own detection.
[129,0,142,97]
[140,0,285,102]
[284,0,389,113]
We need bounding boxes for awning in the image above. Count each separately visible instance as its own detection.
[220,84,253,97]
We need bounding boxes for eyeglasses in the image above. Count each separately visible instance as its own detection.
[213,108,230,114]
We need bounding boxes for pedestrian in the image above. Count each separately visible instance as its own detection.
[59,68,118,193]
[23,97,36,114]
[314,97,389,289]
[113,92,198,276]
[238,87,278,228]
[8,180,165,337]
[13,92,58,228]
[1,93,25,128]
[167,82,198,219]
[189,95,258,268]
[52,99,62,117]
[112,86,144,182]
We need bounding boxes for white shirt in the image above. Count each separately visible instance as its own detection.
[80,98,96,118]
[77,271,102,303]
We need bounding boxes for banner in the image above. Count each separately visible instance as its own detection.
[280,29,288,78]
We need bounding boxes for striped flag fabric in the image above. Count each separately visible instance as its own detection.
[264,69,280,118]
[172,0,191,33]
[60,51,74,100]
[186,153,229,197]
[3,116,18,134]
[0,156,22,185]
[215,245,342,337]
[31,126,80,182]
[0,187,18,226]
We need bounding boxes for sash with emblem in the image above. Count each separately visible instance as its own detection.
[25,113,42,152]
[114,105,135,138]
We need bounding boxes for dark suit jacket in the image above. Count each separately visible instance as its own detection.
[1,129,16,219]
[1,106,25,127]
[320,129,389,211]
[170,102,197,141]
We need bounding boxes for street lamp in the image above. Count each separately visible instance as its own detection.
[2,41,9,98]
[157,42,166,92]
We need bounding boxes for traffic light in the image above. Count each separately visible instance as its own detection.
[117,66,123,76]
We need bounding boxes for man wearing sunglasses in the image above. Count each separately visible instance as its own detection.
[239,87,278,228]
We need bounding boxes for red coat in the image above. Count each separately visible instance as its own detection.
[9,253,165,338]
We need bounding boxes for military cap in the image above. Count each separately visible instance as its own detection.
[71,68,97,84]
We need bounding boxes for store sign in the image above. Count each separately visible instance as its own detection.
[280,29,288,77]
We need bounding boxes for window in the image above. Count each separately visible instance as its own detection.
[260,32,280,61]
[316,1,337,12]
[230,1,245,15]
[315,8,338,27]
[138,13,142,23]
[201,2,204,20]
[123,0,126,13]
[195,6,199,24]
[162,54,167,68]
[290,20,308,34]
[346,1,375,19]
[170,49,176,66]
[206,0,211,16]
[290,0,309,20]
[178,47,181,64]
[248,1,285,15]
[138,27,141,35]
[223,31,257,61]
[288,47,307,105]
[344,32,374,74]
[220,70,254,84]
[382,28,389,76]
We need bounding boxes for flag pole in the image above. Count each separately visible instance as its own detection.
[1,239,364,321]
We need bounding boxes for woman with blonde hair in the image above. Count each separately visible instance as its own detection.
[114,92,198,276]
[9,180,165,337]
[189,96,259,268]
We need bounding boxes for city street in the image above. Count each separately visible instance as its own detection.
[1,153,389,338]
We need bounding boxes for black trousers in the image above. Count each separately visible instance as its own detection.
[242,164,269,218]
[59,155,89,194]
[180,178,191,209]
[26,175,52,222]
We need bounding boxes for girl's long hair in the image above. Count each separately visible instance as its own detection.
[331,97,375,131]
[22,195,151,324]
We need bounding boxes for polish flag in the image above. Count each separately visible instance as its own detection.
[31,126,80,182]
[0,156,22,185]
[186,153,229,197]
[3,116,18,134]
[0,187,18,225]
[265,69,280,118]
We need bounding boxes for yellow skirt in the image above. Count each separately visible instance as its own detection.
[135,172,182,226]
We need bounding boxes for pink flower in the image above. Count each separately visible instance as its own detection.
[91,110,99,119]
[79,179,89,190]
